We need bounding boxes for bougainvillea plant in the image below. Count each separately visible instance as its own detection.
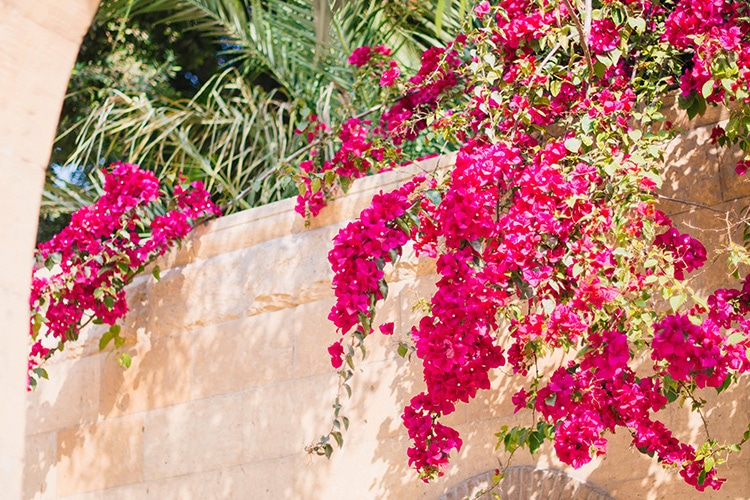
[302,0,750,492]
[29,162,219,389]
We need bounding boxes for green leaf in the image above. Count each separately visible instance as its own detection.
[528,430,544,455]
[669,292,686,312]
[116,261,131,275]
[388,247,400,264]
[628,129,643,142]
[613,247,631,257]
[593,61,606,79]
[99,324,120,351]
[541,298,555,315]
[33,367,49,380]
[716,374,733,394]
[152,265,161,281]
[435,0,446,36]
[398,343,408,358]
[103,295,115,310]
[425,189,442,206]
[550,79,561,97]
[572,262,584,277]
[727,332,745,345]
[118,352,132,369]
[687,94,707,119]
[627,16,646,33]
[701,79,715,99]
[331,431,343,448]
[378,279,388,300]
[564,137,582,153]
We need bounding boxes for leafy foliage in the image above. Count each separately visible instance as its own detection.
[44,0,467,231]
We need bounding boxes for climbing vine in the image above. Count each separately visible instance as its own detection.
[304,0,750,491]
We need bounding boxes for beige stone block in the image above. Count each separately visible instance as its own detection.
[0,157,41,498]
[660,124,723,216]
[291,273,425,381]
[316,436,445,498]
[167,262,237,329]
[192,200,296,262]
[191,312,294,399]
[247,433,440,499]
[60,465,261,500]
[26,355,101,435]
[142,394,244,481]
[344,357,426,445]
[237,455,316,498]
[137,267,194,339]
[351,280,408,367]
[0,1,97,495]
[669,198,748,297]
[57,414,143,496]
[384,243,437,282]
[152,199,299,269]
[465,368,526,424]
[290,298,340,379]
[23,431,56,500]
[100,331,192,418]
[242,373,338,463]
[243,227,338,311]
[141,258,248,336]
[0,154,44,269]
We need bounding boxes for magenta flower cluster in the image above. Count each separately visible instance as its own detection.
[29,163,219,386]
[303,0,750,491]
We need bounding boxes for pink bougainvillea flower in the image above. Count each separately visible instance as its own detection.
[380,62,401,87]
[328,340,345,369]
[348,46,372,67]
[379,322,395,335]
[475,1,491,19]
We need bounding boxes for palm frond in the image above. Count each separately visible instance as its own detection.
[50,68,305,215]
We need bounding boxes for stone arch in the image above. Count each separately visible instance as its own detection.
[439,466,612,500]
[0,1,99,497]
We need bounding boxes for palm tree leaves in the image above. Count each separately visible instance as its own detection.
[61,69,303,212]
[47,0,467,220]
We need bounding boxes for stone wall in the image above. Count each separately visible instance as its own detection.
[23,106,750,499]
[1,1,99,497]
